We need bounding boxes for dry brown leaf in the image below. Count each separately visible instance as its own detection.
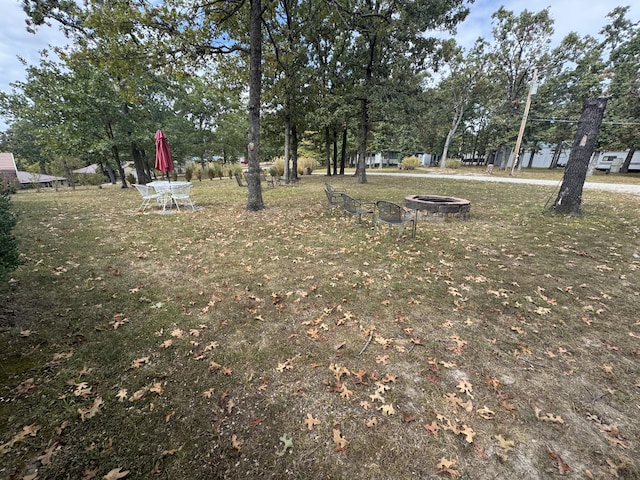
[81,468,99,480]
[128,388,147,402]
[78,397,104,421]
[547,447,571,474]
[495,434,515,452]
[37,441,61,465]
[130,356,150,369]
[116,389,127,402]
[476,406,495,419]
[103,467,129,479]
[424,421,440,436]
[304,413,321,430]
[366,417,378,428]
[231,434,242,451]
[16,378,35,394]
[436,457,460,478]
[332,428,348,451]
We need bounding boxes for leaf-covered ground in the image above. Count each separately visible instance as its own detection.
[1,174,639,479]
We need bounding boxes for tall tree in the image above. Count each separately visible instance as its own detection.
[484,7,554,169]
[598,7,640,173]
[552,97,608,215]
[330,0,470,183]
[435,39,488,168]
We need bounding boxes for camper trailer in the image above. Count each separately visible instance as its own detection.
[595,151,640,172]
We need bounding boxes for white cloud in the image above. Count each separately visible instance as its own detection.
[0,1,68,90]
[446,0,638,50]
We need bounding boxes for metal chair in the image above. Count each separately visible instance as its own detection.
[324,183,346,209]
[133,184,162,212]
[235,173,247,187]
[374,200,417,239]
[342,194,374,224]
[170,183,195,211]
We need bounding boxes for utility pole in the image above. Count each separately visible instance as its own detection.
[510,69,538,176]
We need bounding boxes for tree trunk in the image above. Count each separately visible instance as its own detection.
[131,143,150,184]
[525,146,535,169]
[620,145,635,174]
[340,123,347,175]
[440,110,463,169]
[246,0,264,211]
[325,126,331,176]
[110,145,127,187]
[549,142,562,169]
[552,97,608,215]
[291,124,299,182]
[333,131,340,174]
[283,92,291,183]
[356,98,368,183]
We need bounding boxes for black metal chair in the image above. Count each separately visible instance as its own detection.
[324,183,346,209]
[342,194,374,224]
[374,200,417,239]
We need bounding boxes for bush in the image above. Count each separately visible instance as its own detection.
[272,158,285,176]
[126,173,136,186]
[0,190,19,282]
[185,165,194,182]
[400,156,421,170]
[209,163,223,180]
[446,158,461,169]
[297,157,317,175]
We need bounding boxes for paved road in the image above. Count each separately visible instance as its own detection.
[366,172,640,195]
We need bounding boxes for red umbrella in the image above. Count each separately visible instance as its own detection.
[155,130,174,180]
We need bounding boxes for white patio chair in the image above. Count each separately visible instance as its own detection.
[170,183,195,211]
[151,183,173,210]
[133,184,162,212]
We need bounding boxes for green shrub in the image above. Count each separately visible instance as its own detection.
[297,157,317,175]
[272,158,285,176]
[400,156,421,170]
[126,173,136,186]
[0,191,19,282]
[209,163,223,180]
[185,165,194,182]
[446,158,461,169]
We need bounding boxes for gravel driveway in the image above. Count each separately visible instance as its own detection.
[366,172,640,195]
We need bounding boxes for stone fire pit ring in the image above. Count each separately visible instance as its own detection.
[404,195,470,219]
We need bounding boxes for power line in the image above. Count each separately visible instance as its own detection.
[530,117,640,126]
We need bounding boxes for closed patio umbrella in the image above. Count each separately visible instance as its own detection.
[155,130,174,180]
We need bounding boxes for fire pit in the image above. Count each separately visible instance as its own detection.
[404,195,470,220]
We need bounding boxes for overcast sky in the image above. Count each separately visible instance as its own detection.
[0,0,638,129]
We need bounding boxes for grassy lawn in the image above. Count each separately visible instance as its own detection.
[1,174,639,479]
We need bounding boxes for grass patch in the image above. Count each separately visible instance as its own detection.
[1,175,639,479]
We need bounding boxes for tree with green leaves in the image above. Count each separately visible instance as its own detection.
[483,7,554,169]
[328,0,470,183]
[598,7,640,173]
[434,39,488,168]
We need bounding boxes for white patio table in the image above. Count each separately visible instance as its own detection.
[147,181,192,210]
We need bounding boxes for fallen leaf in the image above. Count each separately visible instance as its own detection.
[81,468,99,480]
[547,447,571,474]
[231,434,242,451]
[103,467,129,479]
[37,440,61,465]
[436,457,460,478]
[304,413,321,430]
[495,434,515,452]
[476,406,495,419]
[276,434,293,456]
[78,397,104,421]
[332,428,348,451]
[424,421,440,436]
[366,417,378,428]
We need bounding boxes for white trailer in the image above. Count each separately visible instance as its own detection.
[594,150,640,172]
